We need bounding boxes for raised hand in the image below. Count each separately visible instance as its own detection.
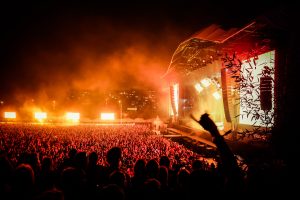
[191,113,244,189]
[190,113,199,123]
[190,113,219,137]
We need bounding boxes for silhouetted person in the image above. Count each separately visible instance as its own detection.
[62,149,77,169]
[0,155,14,199]
[107,147,122,173]
[159,156,170,169]
[37,157,56,193]
[60,167,86,200]
[146,159,159,180]
[129,159,147,200]
[174,167,190,200]
[86,151,104,192]
[74,151,88,172]
[132,159,146,189]
[158,166,168,189]
[159,166,171,200]
[159,155,176,188]
[13,163,36,200]
[109,170,126,189]
[143,178,161,200]
[191,113,245,192]
[192,159,203,171]
[101,147,123,186]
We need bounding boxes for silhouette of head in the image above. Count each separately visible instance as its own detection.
[159,156,170,168]
[146,159,159,179]
[69,148,77,159]
[107,147,122,168]
[75,151,88,170]
[192,159,203,171]
[177,167,190,187]
[134,159,146,177]
[88,151,98,165]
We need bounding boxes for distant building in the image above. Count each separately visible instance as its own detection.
[107,89,158,119]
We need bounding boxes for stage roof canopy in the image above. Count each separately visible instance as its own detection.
[162,19,278,79]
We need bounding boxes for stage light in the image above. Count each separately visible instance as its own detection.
[169,83,179,117]
[34,112,47,121]
[66,112,80,122]
[100,113,115,120]
[216,122,224,130]
[4,112,16,119]
[173,84,179,116]
[194,83,203,93]
[213,91,221,100]
[201,78,211,87]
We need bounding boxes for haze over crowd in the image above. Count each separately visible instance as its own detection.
[0,1,284,107]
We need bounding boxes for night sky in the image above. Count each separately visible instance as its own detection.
[0,0,288,106]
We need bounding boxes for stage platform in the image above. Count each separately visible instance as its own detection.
[165,128,216,148]
[164,126,271,160]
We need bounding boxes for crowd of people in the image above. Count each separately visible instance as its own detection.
[0,115,290,199]
[0,123,210,173]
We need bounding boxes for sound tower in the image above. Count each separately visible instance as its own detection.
[170,85,177,116]
[221,68,231,122]
[260,75,273,111]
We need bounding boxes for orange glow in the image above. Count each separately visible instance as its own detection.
[34,112,47,121]
[169,83,179,117]
[66,112,80,122]
[100,113,115,120]
[173,83,179,116]
[194,83,203,93]
[216,122,224,130]
[213,91,221,100]
[4,112,16,119]
[201,78,211,87]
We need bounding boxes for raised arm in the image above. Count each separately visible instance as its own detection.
[191,113,244,191]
